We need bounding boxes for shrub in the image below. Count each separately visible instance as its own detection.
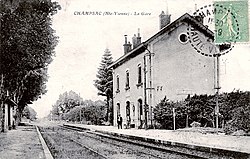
[224,104,250,134]
[153,97,186,129]
[154,91,250,134]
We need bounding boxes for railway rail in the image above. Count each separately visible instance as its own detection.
[57,134,108,159]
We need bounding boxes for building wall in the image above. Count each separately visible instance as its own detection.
[113,52,145,128]
[113,23,215,128]
[151,23,215,105]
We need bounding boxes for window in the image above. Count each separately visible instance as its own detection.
[179,33,188,44]
[132,104,135,116]
[116,75,120,93]
[137,64,143,87]
[138,64,142,84]
[125,70,130,90]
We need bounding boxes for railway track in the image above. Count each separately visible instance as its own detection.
[60,124,214,159]
[57,134,108,159]
[38,126,107,159]
[60,125,174,159]
[38,124,249,159]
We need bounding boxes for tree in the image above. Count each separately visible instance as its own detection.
[50,104,60,120]
[63,99,106,125]
[54,91,83,114]
[94,48,113,122]
[0,0,60,129]
[22,106,37,121]
[15,68,49,123]
[51,90,84,120]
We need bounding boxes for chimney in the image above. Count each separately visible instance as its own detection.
[159,11,171,29]
[137,28,141,45]
[193,15,204,24]
[123,35,132,54]
[132,34,137,49]
[132,28,142,49]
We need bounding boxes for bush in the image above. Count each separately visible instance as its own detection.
[153,97,186,129]
[224,105,250,134]
[154,91,250,134]
[224,120,239,135]
[154,122,162,129]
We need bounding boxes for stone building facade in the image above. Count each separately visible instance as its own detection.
[109,12,216,128]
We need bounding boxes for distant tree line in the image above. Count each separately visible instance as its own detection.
[154,90,250,134]
[0,0,60,131]
[50,91,107,125]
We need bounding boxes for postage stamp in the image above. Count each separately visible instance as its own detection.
[187,3,236,57]
[214,0,249,44]
[187,0,249,57]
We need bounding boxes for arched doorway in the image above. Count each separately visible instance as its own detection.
[126,101,130,116]
[138,99,143,128]
[117,103,120,116]
[126,101,131,128]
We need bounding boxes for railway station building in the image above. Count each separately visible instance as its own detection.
[0,97,17,132]
[109,11,216,129]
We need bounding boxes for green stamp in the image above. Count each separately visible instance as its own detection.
[214,0,249,43]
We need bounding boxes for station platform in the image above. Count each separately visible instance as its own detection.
[0,124,46,159]
[65,123,250,156]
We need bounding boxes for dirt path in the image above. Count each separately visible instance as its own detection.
[0,125,45,159]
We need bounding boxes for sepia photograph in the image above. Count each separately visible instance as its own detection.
[0,0,250,158]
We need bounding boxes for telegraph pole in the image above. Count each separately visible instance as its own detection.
[173,108,176,130]
[79,106,81,124]
[214,54,220,132]
[143,55,148,130]
[79,93,81,123]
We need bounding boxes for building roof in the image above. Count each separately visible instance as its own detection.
[108,13,214,69]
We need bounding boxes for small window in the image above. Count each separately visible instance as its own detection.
[116,75,120,92]
[132,105,135,116]
[138,64,142,84]
[179,33,188,44]
[125,70,130,90]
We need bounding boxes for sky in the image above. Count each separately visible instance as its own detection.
[30,0,250,118]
